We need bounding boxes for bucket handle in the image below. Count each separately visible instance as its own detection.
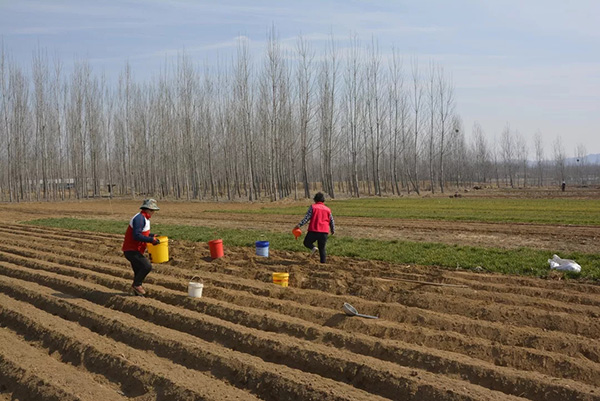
[189,275,203,284]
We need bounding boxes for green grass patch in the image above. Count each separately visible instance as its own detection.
[223,197,600,225]
[27,217,600,281]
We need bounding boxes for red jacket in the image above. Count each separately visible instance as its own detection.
[308,202,332,233]
[122,210,154,253]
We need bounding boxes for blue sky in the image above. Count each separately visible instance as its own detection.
[1,0,599,154]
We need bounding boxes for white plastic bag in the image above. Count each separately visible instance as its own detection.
[548,254,581,273]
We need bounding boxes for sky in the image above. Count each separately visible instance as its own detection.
[1,0,599,156]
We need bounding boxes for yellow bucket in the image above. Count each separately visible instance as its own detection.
[147,236,169,263]
[272,272,289,287]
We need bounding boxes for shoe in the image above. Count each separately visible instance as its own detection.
[132,284,146,296]
[310,247,318,257]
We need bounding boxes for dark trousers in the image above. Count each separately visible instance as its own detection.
[124,251,153,286]
[303,231,328,263]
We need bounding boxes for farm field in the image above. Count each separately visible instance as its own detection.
[1,189,599,400]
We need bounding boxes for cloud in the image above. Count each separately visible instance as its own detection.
[483,0,600,38]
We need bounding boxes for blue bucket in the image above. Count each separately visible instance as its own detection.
[255,241,269,257]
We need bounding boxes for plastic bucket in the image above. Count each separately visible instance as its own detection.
[147,236,169,263]
[188,276,204,298]
[255,241,269,257]
[272,272,289,287]
[208,239,224,259]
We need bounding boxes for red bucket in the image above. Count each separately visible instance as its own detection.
[208,239,224,259]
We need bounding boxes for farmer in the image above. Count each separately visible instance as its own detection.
[122,199,161,296]
[294,192,335,263]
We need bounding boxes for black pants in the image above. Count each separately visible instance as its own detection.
[124,251,153,286]
[303,231,328,263]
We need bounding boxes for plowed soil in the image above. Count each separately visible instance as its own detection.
[0,199,599,400]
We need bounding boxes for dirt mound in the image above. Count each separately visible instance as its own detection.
[0,223,599,400]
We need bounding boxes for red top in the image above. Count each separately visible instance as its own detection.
[122,210,154,253]
[308,202,332,233]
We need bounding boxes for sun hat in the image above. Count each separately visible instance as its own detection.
[140,198,160,211]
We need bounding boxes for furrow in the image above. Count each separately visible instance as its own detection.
[1,260,598,400]
[0,326,128,401]
[0,297,263,400]
[0,276,395,401]
[0,265,538,401]
[1,242,599,368]
[0,226,100,244]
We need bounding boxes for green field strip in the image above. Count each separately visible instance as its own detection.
[217,197,600,225]
[26,218,600,281]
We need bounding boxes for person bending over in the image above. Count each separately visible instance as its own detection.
[122,199,161,296]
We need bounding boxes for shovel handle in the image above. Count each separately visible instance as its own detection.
[356,313,379,319]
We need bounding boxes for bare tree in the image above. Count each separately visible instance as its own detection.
[32,46,52,200]
[515,131,528,187]
[343,34,363,197]
[365,38,384,196]
[201,66,218,200]
[214,59,235,200]
[436,66,454,193]
[448,118,466,188]
[12,65,32,201]
[407,59,424,194]
[387,48,406,195]
[262,27,286,200]
[234,38,257,200]
[471,122,490,184]
[117,62,135,197]
[426,61,438,193]
[500,124,516,187]
[533,131,544,187]
[490,139,501,188]
[575,143,587,185]
[553,135,566,186]
[295,35,315,198]
[65,61,89,198]
[103,78,115,199]
[318,35,337,198]
[1,42,15,201]
[175,52,198,199]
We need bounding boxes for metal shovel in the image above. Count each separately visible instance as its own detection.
[342,302,379,319]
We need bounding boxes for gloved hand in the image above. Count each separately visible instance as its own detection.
[152,237,161,245]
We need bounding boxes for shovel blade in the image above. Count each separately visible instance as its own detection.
[343,302,378,319]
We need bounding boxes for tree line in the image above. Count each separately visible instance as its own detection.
[1,33,597,202]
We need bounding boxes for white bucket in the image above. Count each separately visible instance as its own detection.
[188,276,204,298]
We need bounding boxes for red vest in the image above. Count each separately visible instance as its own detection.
[308,202,331,233]
[122,211,152,253]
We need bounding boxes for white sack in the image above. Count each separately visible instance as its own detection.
[548,254,581,273]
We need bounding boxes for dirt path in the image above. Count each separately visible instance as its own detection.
[0,222,599,400]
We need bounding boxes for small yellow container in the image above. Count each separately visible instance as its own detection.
[147,236,169,263]
[272,272,289,287]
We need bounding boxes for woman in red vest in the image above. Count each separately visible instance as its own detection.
[295,192,335,263]
[122,199,161,296]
